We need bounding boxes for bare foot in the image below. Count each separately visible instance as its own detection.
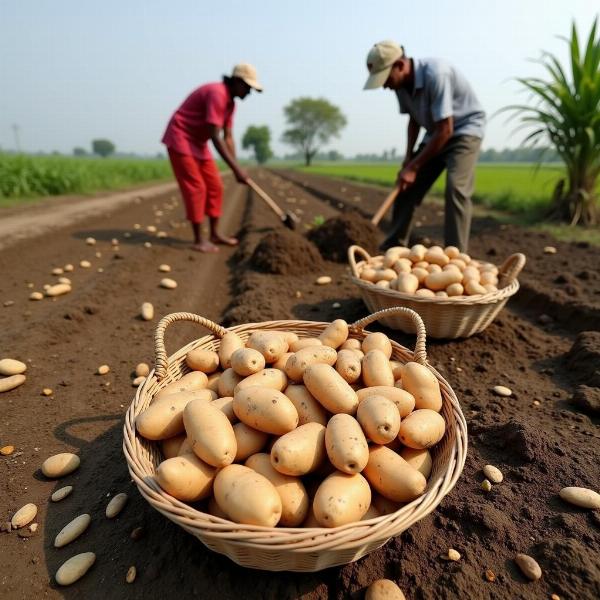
[190,241,219,253]
[210,234,239,246]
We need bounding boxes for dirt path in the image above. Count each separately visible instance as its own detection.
[1,171,598,600]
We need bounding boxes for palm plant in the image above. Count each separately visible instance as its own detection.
[506,19,600,225]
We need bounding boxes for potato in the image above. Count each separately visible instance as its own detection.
[363,446,427,502]
[375,269,397,282]
[301,505,322,528]
[230,348,266,376]
[303,364,359,415]
[284,384,328,426]
[392,258,412,274]
[480,271,498,286]
[465,280,488,295]
[211,396,237,423]
[446,282,464,297]
[154,371,208,401]
[280,331,299,346]
[207,495,229,519]
[245,453,309,527]
[424,248,449,266]
[360,267,378,282]
[206,372,220,393]
[214,464,282,527]
[234,368,288,394]
[444,246,460,259]
[155,453,216,502]
[395,273,419,294]
[458,252,471,264]
[409,244,426,262]
[0,374,26,393]
[233,386,298,435]
[177,437,193,456]
[362,332,392,359]
[285,346,337,382]
[411,267,429,284]
[424,269,463,291]
[271,422,326,476]
[462,266,480,282]
[357,395,401,444]
[449,258,467,270]
[318,319,349,349]
[400,448,433,478]
[0,359,27,376]
[289,337,322,352]
[160,433,186,459]
[340,338,361,351]
[435,291,449,298]
[398,409,446,449]
[362,350,395,387]
[399,362,442,411]
[185,349,219,373]
[233,423,269,461]
[183,399,237,467]
[272,352,293,371]
[365,580,406,600]
[389,361,403,381]
[325,414,369,474]
[313,472,371,527]
[218,331,244,369]
[335,349,362,384]
[136,389,213,440]
[217,368,244,397]
[372,493,402,515]
[415,288,436,297]
[357,386,415,417]
[246,331,289,363]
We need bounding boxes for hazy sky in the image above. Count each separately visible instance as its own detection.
[1,1,598,158]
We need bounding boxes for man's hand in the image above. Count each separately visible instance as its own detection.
[396,165,417,191]
[234,168,249,184]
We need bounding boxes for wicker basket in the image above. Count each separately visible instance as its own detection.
[123,307,467,572]
[348,246,526,339]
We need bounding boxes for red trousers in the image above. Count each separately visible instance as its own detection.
[167,148,223,223]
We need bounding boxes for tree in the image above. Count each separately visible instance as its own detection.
[73,147,87,156]
[242,125,273,164]
[281,97,347,166]
[92,139,115,158]
[504,19,600,225]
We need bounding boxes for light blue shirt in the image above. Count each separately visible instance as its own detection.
[395,58,485,140]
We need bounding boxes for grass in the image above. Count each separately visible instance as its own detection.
[288,161,600,246]
[0,153,174,207]
[294,162,567,215]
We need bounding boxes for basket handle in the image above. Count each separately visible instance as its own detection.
[350,308,427,365]
[154,313,228,380]
[497,252,526,287]
[348,245,373,277]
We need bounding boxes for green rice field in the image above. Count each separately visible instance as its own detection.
[0,153,173,205]
[295,162,566,215]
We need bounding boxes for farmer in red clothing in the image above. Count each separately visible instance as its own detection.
[162,63,263,253]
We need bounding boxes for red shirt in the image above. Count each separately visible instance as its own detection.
[162,82,235,160]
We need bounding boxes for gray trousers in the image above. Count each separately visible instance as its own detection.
[382,135,481,252]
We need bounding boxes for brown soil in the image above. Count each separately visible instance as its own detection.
[306,211,381,262]
[249,229,324,275]
[1,169,599,600]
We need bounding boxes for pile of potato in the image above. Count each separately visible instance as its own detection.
[357,244,500,298]
[136,320,446,529]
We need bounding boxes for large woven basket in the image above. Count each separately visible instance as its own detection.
[123,307,467,572]
[349,246,526,339]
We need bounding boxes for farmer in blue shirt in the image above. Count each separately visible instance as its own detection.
[364,40,485,251]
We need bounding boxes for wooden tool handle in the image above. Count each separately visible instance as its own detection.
[371,186,401,226]
[247,178,285,218]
